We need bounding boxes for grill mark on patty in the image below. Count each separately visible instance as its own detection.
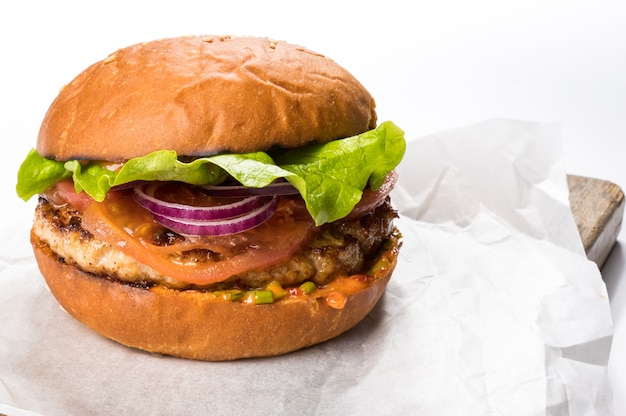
[38,197,93,241]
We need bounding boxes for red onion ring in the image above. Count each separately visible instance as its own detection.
[133,183,271,220]
[150,196,279,236]
[200,181,299,197]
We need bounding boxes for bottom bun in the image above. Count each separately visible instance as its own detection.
[32,230,400,361]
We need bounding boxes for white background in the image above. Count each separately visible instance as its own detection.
[1,0,625,413]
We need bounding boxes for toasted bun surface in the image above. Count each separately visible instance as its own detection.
[37,35,377,161]
[32,230,399,361]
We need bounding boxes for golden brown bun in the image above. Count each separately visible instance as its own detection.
[37,35,377,161]
[32,230,399,361]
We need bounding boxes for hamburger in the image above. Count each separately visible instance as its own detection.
[16,35,405,361]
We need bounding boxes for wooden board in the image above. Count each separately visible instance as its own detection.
[568,175,625,268]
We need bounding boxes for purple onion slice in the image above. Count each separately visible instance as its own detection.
[150,196,279,236]
[200,181,299,197]
[133,183,272,221]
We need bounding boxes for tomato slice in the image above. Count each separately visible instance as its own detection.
[43,180,93,211]
[343,170,397,221]
[80,190,317,285]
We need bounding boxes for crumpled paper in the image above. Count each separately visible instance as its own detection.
[0,119,614,415]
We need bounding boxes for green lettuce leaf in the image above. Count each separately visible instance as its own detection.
[16,121,405,225]
[275,121,406,224]
[16,149,73,201]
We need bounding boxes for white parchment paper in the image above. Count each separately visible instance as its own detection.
[0,119,614,415]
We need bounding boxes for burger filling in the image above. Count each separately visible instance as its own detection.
[32,191,398,292]
[19,123,406,304]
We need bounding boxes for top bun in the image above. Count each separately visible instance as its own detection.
[37,35,377,161]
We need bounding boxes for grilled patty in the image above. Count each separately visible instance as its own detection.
[32,197,397,290]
